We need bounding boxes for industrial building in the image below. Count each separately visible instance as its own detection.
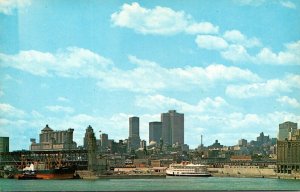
[278,121,297,141]
[277,121,300,174]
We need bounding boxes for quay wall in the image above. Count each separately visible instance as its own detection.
[208,167,300,180]
[208,167,277,178]
[76,170,98,179]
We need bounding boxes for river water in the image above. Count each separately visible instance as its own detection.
[1,177,300,191]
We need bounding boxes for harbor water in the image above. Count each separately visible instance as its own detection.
[1,177,300,191]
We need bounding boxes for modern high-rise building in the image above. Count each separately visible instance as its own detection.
[238,139,247,147]
[129,117,139,138]
[0,137,9,153]
[278,121,297,141]
[149,122,162,143]
[31,124,77,151]
[128,116,141,150]
[100,133,108,149]
[161,110,184,146]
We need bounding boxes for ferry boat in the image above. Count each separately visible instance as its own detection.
[166,162,211,177]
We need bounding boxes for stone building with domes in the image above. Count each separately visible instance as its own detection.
[30,124,77,151]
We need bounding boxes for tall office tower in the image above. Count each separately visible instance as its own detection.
[161,110,184,146]
[128,117,141,150]
[0,137,9,152]
[100,133,108,149]
[149,122,162,143]
[278,121,297,141]
[238,139,247,147]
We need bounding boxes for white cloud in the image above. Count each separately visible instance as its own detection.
[0,47,113,77]
[0,0,31,15]
[135,94,229,114]
[111,2,219,35]
[195,35,228,50]
[98,56,260,93]
[1,49,260,94]
[280,1,296,9]
[226,74,300,98]
[0,103,26,118]
[111,2,189,35]
[223,30,261,48]
[57,97,70,103]
[197,35,300,65]
[45,105,74,114]
[185,22,219,34]
[1,46,262,94]
[277,96,300,108]
[221,44,252,62]
[254,40,300,65]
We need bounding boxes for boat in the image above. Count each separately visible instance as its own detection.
[17,163,40,180]
[15,163,76,180]
[166,162,212,177]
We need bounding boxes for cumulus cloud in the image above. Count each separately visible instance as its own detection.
[0,47,113,77]
[226,74,300,98]
[45,105,74,114]
[0,49,261,93]
[196,33,300,65]
[277,96,300,108]
[195,35,228,50]
[223,30,261,48]
[0,0,31,15]
[185,22,219,34]
[98,56,261,93]
[111,2,219,35]
[0,103,26,118]
[57,97,70,103]
[221,44,252,62]
[280,1,296,9]
[135,94,229,114]
[254,40,300,65]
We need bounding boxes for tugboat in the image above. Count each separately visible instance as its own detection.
[18,164,41,180]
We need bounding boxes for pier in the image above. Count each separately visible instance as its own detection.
[0,149,88,170]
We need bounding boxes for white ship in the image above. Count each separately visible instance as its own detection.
[166,162,211,177]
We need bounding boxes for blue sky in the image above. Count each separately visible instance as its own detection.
[0,0,300,151]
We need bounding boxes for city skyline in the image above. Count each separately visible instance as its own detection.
[1,0,300,151]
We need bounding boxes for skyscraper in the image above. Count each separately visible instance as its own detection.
[129,117,139,138]
[100,133,108,150]
[128,116,141,150]
[149,121,162,143]
[161,110,184,146]
[0,137,9,153]
[278,121,297,141]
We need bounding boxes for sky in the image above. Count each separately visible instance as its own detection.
[0,0,300,151]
